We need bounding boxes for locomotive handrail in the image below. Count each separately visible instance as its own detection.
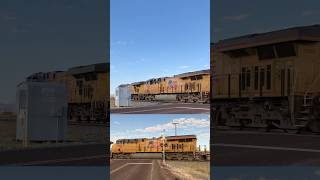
[304,71,320,105]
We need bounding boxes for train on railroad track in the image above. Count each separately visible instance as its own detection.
[211,24,320,133]
[116,70,210,105]
[26,63,109,124]
[111,135,209,161]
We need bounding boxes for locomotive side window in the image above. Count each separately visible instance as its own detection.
[227,49,249,58]
[260,68,265,87]
[257,45,275,60]
[266,65,271,90]
[241,68,246,90]
[79,88,83,96]
[254,66,259,90]
[275,42,296,58]
[197,75,203,80]
[246,69,251,88]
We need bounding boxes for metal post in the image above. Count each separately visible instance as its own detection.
[56,112,59,143]
[23,110,28,147]
[172,122,178,136]
[162,129,166,164]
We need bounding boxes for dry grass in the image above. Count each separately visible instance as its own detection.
[165,160,210,180]
[0,120,107,151]
[67,125,107,143]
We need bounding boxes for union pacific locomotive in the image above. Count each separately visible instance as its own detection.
[128,70,210,103]
[211,25,320,132]
[26,63,109,124]
[111,135,209,160]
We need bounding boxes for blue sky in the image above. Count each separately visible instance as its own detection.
[110,114,210,150]
[212,0,320,42]
[0,0,108,104]
[110,0,210,95]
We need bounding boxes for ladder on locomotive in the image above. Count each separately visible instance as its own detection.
[295,93,313,127]
[295,71,320,127]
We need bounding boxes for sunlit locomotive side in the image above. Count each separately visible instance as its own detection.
[212,25,320,132]
[26,63,109,124]
[111,135,208,160]
[130,70,210,103]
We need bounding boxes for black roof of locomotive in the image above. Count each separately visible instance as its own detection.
[166,135,197,140]
[116,135,197,142]
[214,24,320,52]
[130,69,210,85]
[68,62,108,75]
[174,69,210,78]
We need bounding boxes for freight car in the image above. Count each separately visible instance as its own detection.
[211,25,320,133]
[130,70,210,103]
[111,135,209,160]
[26,63,109,124]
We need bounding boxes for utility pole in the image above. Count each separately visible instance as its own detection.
[172,122,179,136]
[162,129,166,164]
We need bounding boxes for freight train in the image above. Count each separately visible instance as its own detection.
[118,70,210,104]
[211,25,320,133]
[26,63,109,124]
[111,135,209,160]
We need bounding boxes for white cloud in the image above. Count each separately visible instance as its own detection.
[110,135,123,144]
[179,65,189,69]
[110,65,118,73]
[198,132,210,139]
[223,14,249,21]
[203,64,210,68]
[134,58,146,63]
[114,40,128,46]
[135,117,209,133]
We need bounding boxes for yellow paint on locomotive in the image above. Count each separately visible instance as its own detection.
[51,65,109,104]
[212,25,320,99]
[112,135,197,154]
[132,75,210,95]
[129,70,210,102]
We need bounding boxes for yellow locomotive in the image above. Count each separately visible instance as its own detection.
[130,70,210,103]
[26,63,109,124]
[211,25,320,132]
[111,135,205,160]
